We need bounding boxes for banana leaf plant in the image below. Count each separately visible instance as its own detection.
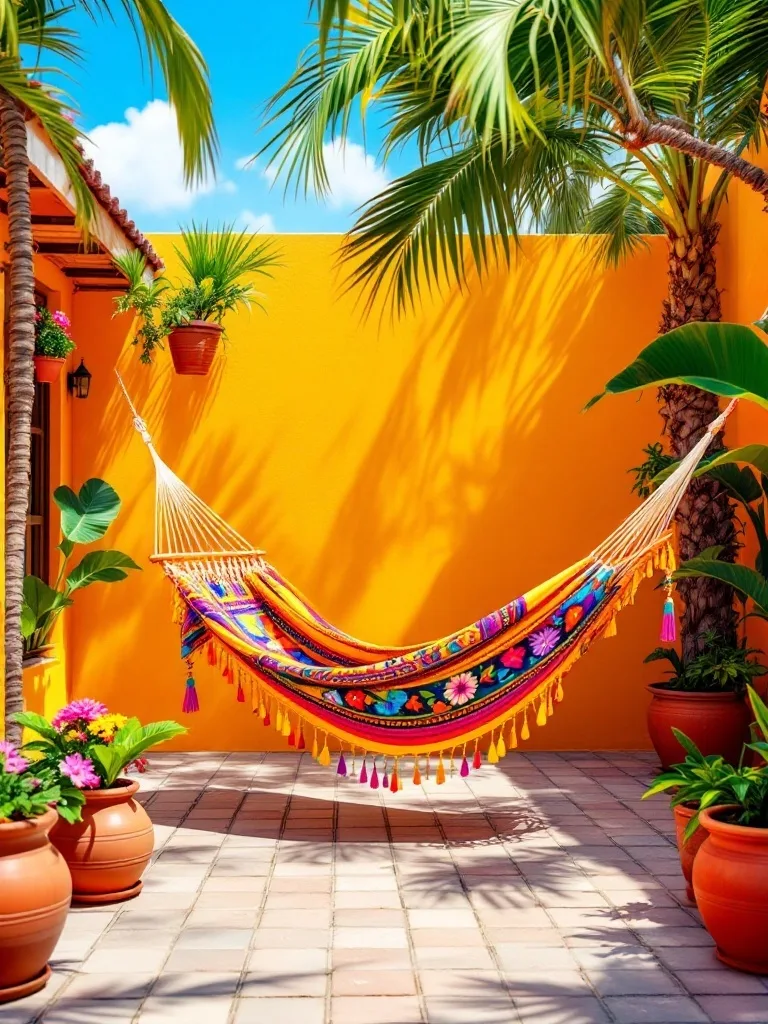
[22,479,141,657]
[591,318,768,621]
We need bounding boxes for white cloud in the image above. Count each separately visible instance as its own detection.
[235,153,257,171]
[82,100,219,213]
[320,140,390,208]
[239,210,276,233]
[257,139,389,209]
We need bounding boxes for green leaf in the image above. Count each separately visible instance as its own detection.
[66,551,141,593]
[54,479,121,544]
[23,575,72,622]
[115,721,187,765]
[587,322,768,411]
[90,744,125,787]
[671,728,706,763]
[748,686,768,742]
[14,710,59,741]
[674,560,768,617]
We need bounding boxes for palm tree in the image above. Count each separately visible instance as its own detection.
[1,2,216,743]
[263,0,768,662]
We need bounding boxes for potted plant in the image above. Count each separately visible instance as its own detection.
[0,741,83,1003]
[16,701,185,904]
[688,686,768,974]
[642,729,749,902]
[34,307,75,384]
[115,222,281,375]
[644,632,764,769]
[22,478,140,660]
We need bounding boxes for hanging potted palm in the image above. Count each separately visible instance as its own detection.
[115,224,281,376]
[33,307,75,384]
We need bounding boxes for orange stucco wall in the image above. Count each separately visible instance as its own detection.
[63,232,684,751]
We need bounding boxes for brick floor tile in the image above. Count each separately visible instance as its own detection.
[80,948,168,973]
[674,970,768,995]
[61,973,157,1000]
[164,948,248,972]
[333,908,406,927]
[252,927,330,949]
[241,968,327,997]
[423,997,518,1023]
[419,968,507,998]
[586,968,681,996]
[174,928,252,949]
[330,995,423,1023]
[514,996,611,1023]
[604,995,710,1022]
[413,946,497,970]
[697,995,768,1022]
[151,972,240,996]
[40,999,142,1023]
[248,947,328,973]
[333,926,409,948]
[503,969,593,997]
[137,996,234,1023]
[332,968,417,996]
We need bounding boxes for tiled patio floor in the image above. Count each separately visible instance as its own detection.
[7,751,767,1024]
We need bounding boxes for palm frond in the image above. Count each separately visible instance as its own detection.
[585,174,665,267]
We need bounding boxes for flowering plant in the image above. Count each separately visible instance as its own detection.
[0,740,84,824]
[15,699,186,790]
[34,307,75,358]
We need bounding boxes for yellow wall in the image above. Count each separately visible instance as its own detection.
[65,233,682,750]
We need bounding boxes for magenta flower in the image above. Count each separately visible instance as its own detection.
[530,626,561,658]
[59,753,101,789]
[500,646,526,670]
[444,672,478,706]
[0,740,29,775]
[52,310,71,331]
[52,698,108,731]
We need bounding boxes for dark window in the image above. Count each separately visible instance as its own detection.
[4,287,51,581]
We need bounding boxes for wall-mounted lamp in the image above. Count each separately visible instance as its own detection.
[68,359,92,399]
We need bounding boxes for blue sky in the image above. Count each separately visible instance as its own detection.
[57,1,402,234]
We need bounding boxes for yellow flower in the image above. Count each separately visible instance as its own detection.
[87,713,127,738]
[65,729,81,742]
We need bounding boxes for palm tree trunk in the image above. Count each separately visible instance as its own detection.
[0,93,36,745]
[659,224,738,662]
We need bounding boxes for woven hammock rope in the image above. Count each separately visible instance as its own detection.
[117,372,735,786]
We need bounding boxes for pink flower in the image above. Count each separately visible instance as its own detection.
[444,672,478,706]
[0,740,29,775]
[530,626,560,658]
[59,753,101,789]
[52,310,71,331]
[501,646,526,670]
[52,698,108,731]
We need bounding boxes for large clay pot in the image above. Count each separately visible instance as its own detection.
[694,805,768,974]
[0,808,72,1003]
[647,685,750,770]
[673,802,708,904]
[50,779,153,905]
[33,355,65,384]
[168,321,223,375]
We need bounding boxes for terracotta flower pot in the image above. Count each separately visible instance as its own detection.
[50,779,153,905]
[673,802,708,904]
[0,808,72,1003]
[647,685,749,770]
[168,321,223,375]
[33,355,65,384]
[694,805,768,973]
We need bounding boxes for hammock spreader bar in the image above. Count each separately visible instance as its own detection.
[117,373,734,785]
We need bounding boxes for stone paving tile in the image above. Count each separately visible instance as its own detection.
[12,750,768,1023]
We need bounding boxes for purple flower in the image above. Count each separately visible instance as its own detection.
[0,740,29,775]
[52,698,108,731]
[529,626,561,658]
[52,310,71,331]
[59,753,101,789]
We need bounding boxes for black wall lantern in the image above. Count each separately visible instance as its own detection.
[68,359,92,399]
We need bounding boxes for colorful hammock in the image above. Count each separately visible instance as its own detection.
[119,377,734,789]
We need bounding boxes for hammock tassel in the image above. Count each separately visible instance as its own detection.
[182,674,200,714]
[236,680,245,703]
[497,733,506,759]
[412,760,421,785]
[360,759,368,784]
[207,641,217,666]
[297,728,306,750]
[281,714,291,738]
[460,755,470,777]
[473,744,482,770]
[661,579,677,643]
[370,763,379,789]
[436,755,446,785]
[536,700,548,727]
[390,764,399,793]
[276,708,283,733]
[382,764,390,788]
[337,752,347,777]
[487,738,499,764]
[509,720,518,749]
[555,679,564,703]
[311,733,318,759]
[521,712,530,741]
[318,741,331,767]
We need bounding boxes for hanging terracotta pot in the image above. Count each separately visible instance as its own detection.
[0,808,72,1003]
[673,802,708,904]
[694,805,768,973]
[168,321,223,375]
[33,355,65,384]
[647,685,749,770]
[50,779,153,905]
